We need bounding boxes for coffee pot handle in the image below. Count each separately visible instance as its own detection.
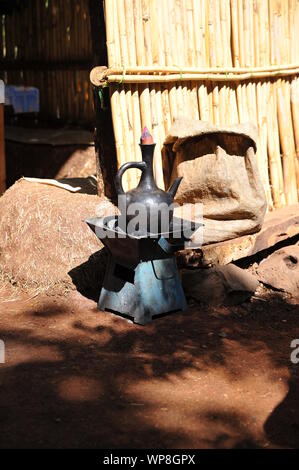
[115,161,147,195]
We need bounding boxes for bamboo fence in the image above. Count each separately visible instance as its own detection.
[0,0,94,124]
[99,0,299,209]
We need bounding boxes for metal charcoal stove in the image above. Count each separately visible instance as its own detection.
[85,127,202,325]
[86,215,201,325]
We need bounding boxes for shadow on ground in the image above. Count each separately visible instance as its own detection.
[69,248,108,302]
[0,284,298,448]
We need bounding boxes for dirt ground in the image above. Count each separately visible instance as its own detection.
[0,282,298,449]
[5,140,96,188]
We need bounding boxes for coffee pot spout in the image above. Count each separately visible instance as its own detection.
[167,177,183,199]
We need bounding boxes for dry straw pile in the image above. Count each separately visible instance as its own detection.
[0,180,115,296]
[97,0,299,210]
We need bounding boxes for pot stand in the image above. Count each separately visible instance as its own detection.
[99,254,187,325]
[86,216,201,326]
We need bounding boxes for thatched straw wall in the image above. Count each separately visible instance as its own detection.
[97,0,299,210]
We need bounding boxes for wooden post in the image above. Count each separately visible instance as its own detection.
[89,0,117,201]
[0,104,5,195]
[0,78,6,194]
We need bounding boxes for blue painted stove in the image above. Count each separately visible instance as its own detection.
[86,216,200,325]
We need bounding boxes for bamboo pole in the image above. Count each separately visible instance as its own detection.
[219,0,229,125]
[110,84,127,179]
[150,85,165,189]
[162,0,173,66]
[102,67,299,83]
[220,0,232,66]
[219,0,229,124]
[207,0,217,124]
[245,0,257,125]
[105,0,119,67]
[267,0,286,206]
[190,81,199,120]
[129,3,150,183]
[165,0,178,123]
[291,76,299,191]
[207,0,216,69]
[123,0,137,66]
[182,80,188,113]
[98,63,299,77]
[214,0,223,124]
[150,0,164,66]
[168,83,178,121]
[124,0,138,185]
[117,1,135,189]
[193,0,210,121]
[202,0,208,67]
[277,80,298,204]
[272,0,298,204]
[198,80,209,121]
[175,0,184,67]
[139,83,152,132]
[160,83,172,185]
[117,0,129,67]
[155,84,167,152]
[267,79,286,207]
[192,0,201,67]
[231,0,240,68]
[142,0,153,66]
[167,0,178,66]
[207,80,214,123]
[133,0,145,66]
[229,0,239,124]
[289,1,296,65]
[274,81,286,204]
[230,82,239,124]
[131,83,143,182]
[161,83,172,133]
[282,0,290,64]
[174,0,184,115]
[277,78,298,204]
[295,0,299,62]
[236,0,248,124]
[186,0,196,67]
[124,84,136,188]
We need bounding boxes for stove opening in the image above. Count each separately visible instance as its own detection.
[114,263,135,284]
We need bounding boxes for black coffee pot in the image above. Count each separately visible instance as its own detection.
[115,127,182,235]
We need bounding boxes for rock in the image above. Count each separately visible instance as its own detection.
[256,245,299,298]
[182,264,259,306]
